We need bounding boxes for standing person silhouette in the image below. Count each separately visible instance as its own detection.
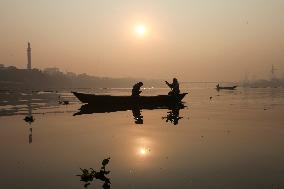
[165,78,180,96]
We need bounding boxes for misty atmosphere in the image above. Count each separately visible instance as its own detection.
[0,65,163,90]
[0,1,283,189]
[1,0,284,81]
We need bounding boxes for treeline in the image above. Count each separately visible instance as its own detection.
[0,67,162,90]
[243,78,284,88]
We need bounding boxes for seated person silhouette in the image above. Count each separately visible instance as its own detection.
[132,82,143,96]
[165,78,180,96]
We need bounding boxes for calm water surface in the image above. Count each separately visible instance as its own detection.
[0,84,284,189]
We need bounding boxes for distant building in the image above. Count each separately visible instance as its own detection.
[27,42,32,70]
[43,67,62,75]
[7,66,17,70]
[0,64,4,69]
[66,72,76,77]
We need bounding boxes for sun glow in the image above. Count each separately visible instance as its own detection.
[134,24,147,37]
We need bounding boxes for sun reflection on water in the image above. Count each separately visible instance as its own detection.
[135,137,152,159]
[139,147,147,156]
[137,147,151,158]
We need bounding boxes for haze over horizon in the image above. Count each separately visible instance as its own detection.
[1,0,283,81]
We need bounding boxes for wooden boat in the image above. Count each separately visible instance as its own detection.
[72,91,188,106]
[216,85,237,90]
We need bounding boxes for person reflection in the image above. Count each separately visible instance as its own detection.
[132,107,143,124]
[162,107,183,125]
[24,93,34,144]
[29,128,32,144]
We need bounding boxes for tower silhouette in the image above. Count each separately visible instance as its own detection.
[27,42,31,70]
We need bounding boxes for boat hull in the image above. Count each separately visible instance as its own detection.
[72,92,188,106]
[216,86,237,90]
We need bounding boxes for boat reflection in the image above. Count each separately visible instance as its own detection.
[73,103,186,125]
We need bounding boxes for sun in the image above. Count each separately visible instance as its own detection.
[134,24,147,37]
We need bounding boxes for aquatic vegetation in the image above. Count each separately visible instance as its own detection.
[77,157,111,189]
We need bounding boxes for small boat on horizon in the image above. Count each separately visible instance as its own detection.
[216,84,237,90]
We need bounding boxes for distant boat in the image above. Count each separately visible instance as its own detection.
[216,85,237,90]
[72,92,188,106]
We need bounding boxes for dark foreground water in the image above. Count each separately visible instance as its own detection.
[0,84,284,189]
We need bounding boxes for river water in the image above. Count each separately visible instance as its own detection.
[0,83,284,189]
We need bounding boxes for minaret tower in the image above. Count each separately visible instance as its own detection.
[27,42,31,70]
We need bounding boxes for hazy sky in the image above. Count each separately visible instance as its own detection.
[0,0,283,81]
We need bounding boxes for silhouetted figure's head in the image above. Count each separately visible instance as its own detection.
[135,119,143,124]
[173,78,178,83]
[138,82,143,87]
